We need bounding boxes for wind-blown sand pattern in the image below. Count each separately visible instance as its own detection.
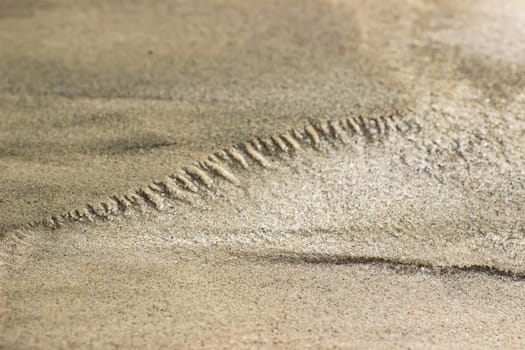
[1,0,525,348]
[18,112,417,230]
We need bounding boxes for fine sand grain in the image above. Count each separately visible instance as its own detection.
[1,0,524,348]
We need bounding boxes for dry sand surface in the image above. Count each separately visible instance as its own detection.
[1,0,525,348]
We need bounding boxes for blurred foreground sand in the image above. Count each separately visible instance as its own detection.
[1,0,524,348]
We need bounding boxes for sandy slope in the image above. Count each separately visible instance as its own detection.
[4,244,525,349]
[3,125,525,348]
[1,0,525,348]
[2,0,524,230]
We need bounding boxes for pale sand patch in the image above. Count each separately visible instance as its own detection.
[1,0,525,348]
[2,129,524,348]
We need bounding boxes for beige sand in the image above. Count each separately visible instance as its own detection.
[4,242,525,349]
[1,0,525,348]
[2,0,524,231]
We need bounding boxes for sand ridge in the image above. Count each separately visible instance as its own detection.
[1,0,525,348]
[10,111,419,232]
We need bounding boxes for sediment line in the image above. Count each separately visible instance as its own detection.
[243,142,273,168]
[204,160,241,186]
[4,110,420,233]
[280,132,303,151]
[172,171,199,193]
[234,251,525,281]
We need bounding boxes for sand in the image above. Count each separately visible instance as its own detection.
[1,0,524,348]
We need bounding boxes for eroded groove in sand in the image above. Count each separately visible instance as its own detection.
[15,111,420,232]
[233,251,525,281]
